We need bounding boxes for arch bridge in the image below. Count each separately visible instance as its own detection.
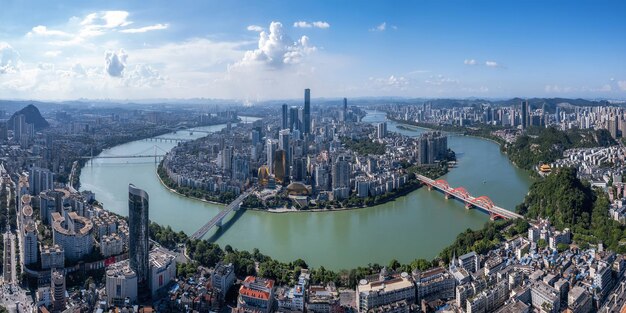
[416,174,523,220]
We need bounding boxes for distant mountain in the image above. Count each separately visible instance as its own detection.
[8,104,49,131]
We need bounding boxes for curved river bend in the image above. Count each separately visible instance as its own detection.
[80,111,531,270]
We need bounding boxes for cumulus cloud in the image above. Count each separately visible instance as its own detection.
[0,42,21,74]
[123,64,165,87]
[464,59,477,65]
[247,25,264,32]
[104,49,128,77]
[27,25,72,37]
[369,75,409,90]
[370,22,387,32]
[120,23,169,33]
[234,21,316,69]
[293,21,330,29]
[485,60,499,67]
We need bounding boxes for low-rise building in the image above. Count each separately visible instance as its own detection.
[356,270,415,313]
[105,260,138,306]
[238,276,275,313]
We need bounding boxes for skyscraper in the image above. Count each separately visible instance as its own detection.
[303,88,311,134]
[279,129,291,176]
[289,106,300,131]
[342,97,348,122]
[128,184,149,285]
[266,139,278,174]
[281,104,289,130]
[521,101,529,129]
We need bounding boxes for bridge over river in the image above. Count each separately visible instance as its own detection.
[415,174,523,220]
[190,191,251,240]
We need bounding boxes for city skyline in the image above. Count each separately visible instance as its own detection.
[0,0,625,101]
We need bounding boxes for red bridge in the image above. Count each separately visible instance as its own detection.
[416,174,523,220]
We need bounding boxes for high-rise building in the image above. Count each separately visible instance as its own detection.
[29,167,54,195]
[266,139,278,174]
[13,114,26,141]
[521,100,529,129]
[281,104,289,130]
[377,122,387,139]
[343,98,348,121]
[273,150,288,185]
[289,106,300,131]
[331,157,350,189]
[417,132,448,165]
[279,129,292,173]
[51,269,66,312]
[303,89,311,134]
[128,184,149,285]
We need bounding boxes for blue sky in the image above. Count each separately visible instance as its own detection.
[0,0,625,100]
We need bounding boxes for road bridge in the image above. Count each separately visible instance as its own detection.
[190,191,251,240]
[415,174,523,220]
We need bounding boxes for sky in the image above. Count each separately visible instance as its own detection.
[0,0,625,101]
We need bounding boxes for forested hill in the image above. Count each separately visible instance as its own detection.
[517,167,626,253]
[7,104,49,130]
[506,127,616,171]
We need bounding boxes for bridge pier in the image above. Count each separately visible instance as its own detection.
[216,218,223,228]
[444,193,452,200]
[427,185,432,191]
[465,202,473,210]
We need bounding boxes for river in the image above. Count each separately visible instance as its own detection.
[79,111,532,270]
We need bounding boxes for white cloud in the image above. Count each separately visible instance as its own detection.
[464,59,477,65]
[369,75,409,90]
[247,25,264,32]
[123,64,165,87]
[234,21,316,69]
[0,42,21,74]
[425,74,458,86]
[104,49,128,77]
[120,23,169,33]
[370,22,386,32]
[293,21,330,29]
[485,61,499,67]
[312,21,330,29]
[82,11,131,29]
[619,81,626,91]
[27,25,72,37]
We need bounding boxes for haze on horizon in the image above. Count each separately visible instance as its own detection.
[0,0,625,101]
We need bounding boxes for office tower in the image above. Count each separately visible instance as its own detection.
[128,184,149,285]
[51,269,66,312]
[289,106,300,131]
[293,158,306,182]
[281,104,289,130]
[273,149,288,184]
[303,88,311,134]
[343,97,348,121]
[266,139,278,174]
[377,122,387,139]
[279,129,291,173]
[332,157,350,189]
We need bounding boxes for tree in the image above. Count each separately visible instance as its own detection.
[537,239,548,249]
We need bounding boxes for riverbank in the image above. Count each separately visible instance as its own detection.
[72,119,239,189]
[388,116,507,147]
[155,163,228,207]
